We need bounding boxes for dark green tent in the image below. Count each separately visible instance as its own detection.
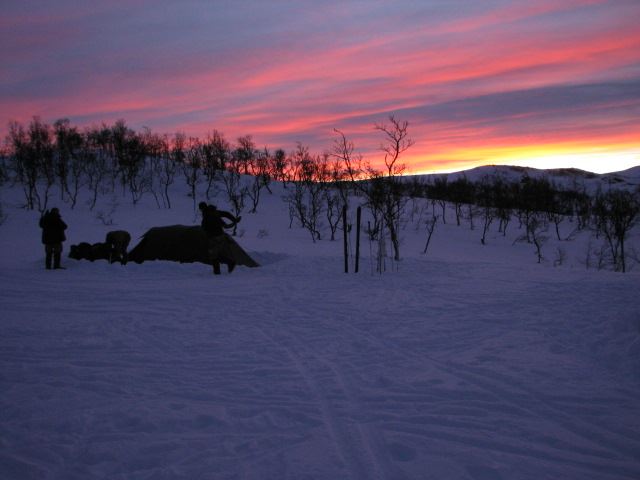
[129,225,259,268]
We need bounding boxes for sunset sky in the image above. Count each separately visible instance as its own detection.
[2,0,639,174]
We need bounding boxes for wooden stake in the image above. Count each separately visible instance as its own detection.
[343,205,348,273]
[355,206,361,273]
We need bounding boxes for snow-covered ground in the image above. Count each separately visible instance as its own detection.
[1,173,639,480]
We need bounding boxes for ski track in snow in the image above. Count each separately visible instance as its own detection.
[1,182,640,479]
[4,256,639,479]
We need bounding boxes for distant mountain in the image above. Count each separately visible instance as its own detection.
[613,165,640,179]
[405,164,640,191]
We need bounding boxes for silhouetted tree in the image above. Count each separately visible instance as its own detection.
[428,176,448,224]
[234,135,255,175]
[492,179,512,236]
[111,120,145,194]
[201,130,228,199]
[449,177,474,226]
[592,189,640,272]
[220,146,248,235]
[182,136,202,212]
[53,119,86,208]
[83,126,110,210]
[285,144,325,242]
[515,212,548,264]
[6,120,33,209]
[477,176,495,245]
[325,186,343,241]
[545,184,573,241]
[6,117,55,211]
[332,118,413,261]
[140,128,168,209]
[375,115,413,177]
[247,147,272,213]
[423,214,438,254]
[269,148,289,186]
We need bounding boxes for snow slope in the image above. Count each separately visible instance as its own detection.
[1,174,639,480]
[406,164,640,192]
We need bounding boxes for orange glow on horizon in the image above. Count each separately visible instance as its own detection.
[405,138,640,175]
[2,1,639,175]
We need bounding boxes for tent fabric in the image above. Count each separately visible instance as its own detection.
[129,225,259,267]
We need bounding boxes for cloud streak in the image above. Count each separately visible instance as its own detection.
[1,0,639,173]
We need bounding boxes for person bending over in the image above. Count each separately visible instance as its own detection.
[198,202,241,274]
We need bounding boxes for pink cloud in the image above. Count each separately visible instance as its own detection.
[2,0,639,173]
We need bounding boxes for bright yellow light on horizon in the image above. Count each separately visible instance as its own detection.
[504,149,640,174]
[408,144,640,175]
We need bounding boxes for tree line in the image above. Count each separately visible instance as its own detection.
[1,117,284,214]
[400,173,639,272]
[1,116,638,272]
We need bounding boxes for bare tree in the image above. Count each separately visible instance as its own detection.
[448,177,473,226]
[325,187,343,241]
[332,118,413,261]
[331,128,363,184]
[365,172,408,261]
[375,115,414,177]
[68,143,88,209]
[372,116,413,260]
[163,132,187,209]
[515,213,548,264]
[52,119,74,202]
[219,147,248,235]
[423,215,438,254]
[235,135,255,175]
[269,148,289,186]
[140,128,166,208]
[247,147,272,213]
[182,136,202,212]
[201,130,228,199]
[285,144,325,242]
[545,184,572,241]
[84,127,110,210]
[111,120,140,194]
[7,118,56,211]
[6,121,33,208]
[592,188,640,272]
[427,176,449,224]
[493,180,512,236]
[477,176,495,245]
[328,129,360,241]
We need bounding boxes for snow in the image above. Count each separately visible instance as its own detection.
[1,173,639,480]
[406,164,640,193]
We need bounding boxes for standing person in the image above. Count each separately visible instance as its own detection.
[39,207,68,270]
[198,202,240,274]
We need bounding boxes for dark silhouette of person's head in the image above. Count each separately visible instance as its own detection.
[199,202,217,212]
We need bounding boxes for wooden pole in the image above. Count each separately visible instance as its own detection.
[343,205,348,273]
[355,206,361,273]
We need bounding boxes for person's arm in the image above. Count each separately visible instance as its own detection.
[39,211,48,228]
[219,210,240,224]
[220,220,235,229]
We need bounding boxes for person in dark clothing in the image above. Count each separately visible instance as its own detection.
[198,202,241,274]
[39,207,68,270]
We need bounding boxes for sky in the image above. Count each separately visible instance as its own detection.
[2,0,640,174]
